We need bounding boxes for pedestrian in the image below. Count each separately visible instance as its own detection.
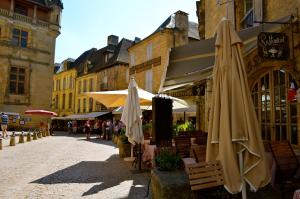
[102,120,106,140]
[84,120,91,140]
[1,112,8,138]
[67,120,72,134]
[72,120,77,134]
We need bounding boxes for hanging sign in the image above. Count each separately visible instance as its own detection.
[257,32,289,60]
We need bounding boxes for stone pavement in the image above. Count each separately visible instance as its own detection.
[0,131,150,199]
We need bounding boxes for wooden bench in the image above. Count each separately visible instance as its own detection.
[191,145,207,163]
[174,135,191,158]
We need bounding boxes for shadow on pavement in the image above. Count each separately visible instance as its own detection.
[77,137,116,147]
[31,154,150,197]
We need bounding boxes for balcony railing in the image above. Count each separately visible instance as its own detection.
[0,7,50,28]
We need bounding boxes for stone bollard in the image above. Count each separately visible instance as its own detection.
[19,132,24,144]
[0,138,2,150]
[26,132,31,142]
[42,130,46,137]
[10,132,16,146]
[37,131,42,139]
[33,132,38,140]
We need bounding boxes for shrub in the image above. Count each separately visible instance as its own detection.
[155,148,183,171]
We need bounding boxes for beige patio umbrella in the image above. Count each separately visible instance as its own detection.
[121,78,144,170]
[206,19,270,196]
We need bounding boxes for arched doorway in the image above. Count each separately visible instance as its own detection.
[251,69,298,145]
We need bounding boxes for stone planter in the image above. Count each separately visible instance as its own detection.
[118,141,131,158]
[114,135,119,144]
[19,134,24,143]
[151,168,194,199]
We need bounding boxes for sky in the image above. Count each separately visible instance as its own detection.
[55,0,198,63]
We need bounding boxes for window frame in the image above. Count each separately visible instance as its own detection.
[9,66,26,95]
[12,28,28,48]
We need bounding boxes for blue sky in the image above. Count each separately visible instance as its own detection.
[55,0,198,63]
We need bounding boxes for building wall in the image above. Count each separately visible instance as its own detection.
[129,29,180,93]
[75,73,97,114]
[0,1,61,129]
[52,69,76,117]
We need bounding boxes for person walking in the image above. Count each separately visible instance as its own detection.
[67,120,72,134]
[84,120,91,140]
[1,113,9,138]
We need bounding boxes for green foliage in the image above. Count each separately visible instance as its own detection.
[172,121,195,137]
[142,123,152,132]
[155,148,183,171]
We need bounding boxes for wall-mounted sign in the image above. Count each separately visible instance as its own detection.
[257,32,289,60]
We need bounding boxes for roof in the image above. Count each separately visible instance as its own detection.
[27,0,64,9]
[153,12,200,40]
[71,38,134,76]
[162,16,292,91]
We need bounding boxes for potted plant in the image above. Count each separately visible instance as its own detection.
[155,148,183,171]
[118,128,131,158]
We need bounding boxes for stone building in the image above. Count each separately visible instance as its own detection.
[52,58,76,117]
[52,35,134,118]
[0,0,63,129]
[128,10,199,93]
[163,0,300,146]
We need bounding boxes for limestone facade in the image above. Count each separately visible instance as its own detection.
[0,0,62,129]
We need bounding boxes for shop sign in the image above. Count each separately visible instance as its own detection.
[257,32,289,60]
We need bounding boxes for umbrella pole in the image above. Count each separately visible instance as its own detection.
[238,151,247,199]
[138,143,142,171]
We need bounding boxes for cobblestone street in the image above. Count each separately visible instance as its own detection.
[0,132,150,199]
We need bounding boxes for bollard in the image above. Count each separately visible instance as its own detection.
[19,132,24,144]
[26,132,31,142]
[42,130,46,137]
[10,132,15,146]
[0,138,2,150]
[37,131,42,138]
[46,130,50,136]
[33,132,38,140]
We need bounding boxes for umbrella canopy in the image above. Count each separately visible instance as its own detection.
[121,78,143,145]
[85,89,188,109]
[206,19,270,194]
[25,109,58,116]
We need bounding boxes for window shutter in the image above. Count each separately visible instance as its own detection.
[253,0,263,24]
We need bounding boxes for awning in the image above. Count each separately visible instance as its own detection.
[162,15,292,91]
[52,112,110,120]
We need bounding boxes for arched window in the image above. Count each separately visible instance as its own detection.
[251,69,298,144]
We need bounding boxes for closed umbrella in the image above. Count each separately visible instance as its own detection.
[25,109,57,116]
[121,78,144,170]
[206,19,270,197]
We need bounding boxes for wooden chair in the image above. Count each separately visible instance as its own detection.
[174,135,191,158]
[269,140,300,198]
[186,160,226,198]
[192,145,207,163]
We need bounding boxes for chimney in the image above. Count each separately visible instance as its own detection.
[134,37,141,43]
[107,35,119,46]
[174,10,188,32]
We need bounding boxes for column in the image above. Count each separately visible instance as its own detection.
[33,5,37,23]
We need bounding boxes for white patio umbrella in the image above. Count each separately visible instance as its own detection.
[121,78,144,170]
[206,18,270,198]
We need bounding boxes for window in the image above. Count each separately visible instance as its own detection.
[83,80,87,92]
[77,99,81,113]
[145,69,153,92]
[55,95,59,109]
[9,67,26,95]
[130,53,135,66]
[69,76,73,89]
[89,78,93,92]
[68,93,72,109]
[14,4,28,16]
[83,98,86,112]
[63,78,66,90]
[56,79,60,91]
[62,94,65,109]
[12,29,28,48]
[78,81,81,94]
[147,44,153,60]
[89,98,93,112]
[126,69,129,83]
